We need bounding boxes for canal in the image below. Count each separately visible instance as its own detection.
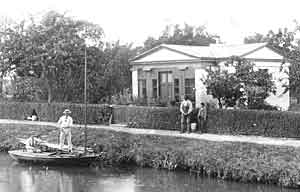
[0,153,297,192]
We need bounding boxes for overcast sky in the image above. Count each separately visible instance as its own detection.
[1,0,300,46]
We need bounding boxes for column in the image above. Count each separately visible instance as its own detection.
[195,68,208,108]
[146,71,152,104]
[132,70,138,97]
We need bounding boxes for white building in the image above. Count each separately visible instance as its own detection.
[130,43,290,110]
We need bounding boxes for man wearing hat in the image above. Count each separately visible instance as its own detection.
[57,109,73,152]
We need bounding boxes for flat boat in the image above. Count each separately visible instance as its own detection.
[8,137,101,166]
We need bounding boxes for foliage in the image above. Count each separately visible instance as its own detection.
[1,102,298,138]
[0,11,135,104]
[141,23,217,51]
[244,32,269,44]
[112,105,298,138]
[13,76,45,101]
[206,109,300,138]
[203,56,276,109]
[0,101,112,124]
[244,27,300,100]
[95,42,138,103]
[126,106,181,130]
[0,11,104,103]
[203,67,243,108]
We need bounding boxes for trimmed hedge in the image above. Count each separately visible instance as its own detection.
[126,106,181,130]
[0,102,112,124]
[1,102,300,138]
[119,106,300,138]
[207,109,300,138]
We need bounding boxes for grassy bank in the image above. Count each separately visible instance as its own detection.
[2,123,300,188]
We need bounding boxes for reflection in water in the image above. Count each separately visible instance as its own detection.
[20,170,36,192]
[0,153,298,192]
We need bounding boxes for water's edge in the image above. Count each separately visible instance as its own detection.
[1,123,300,189]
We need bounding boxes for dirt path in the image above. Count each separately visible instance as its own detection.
[1,119,300,147]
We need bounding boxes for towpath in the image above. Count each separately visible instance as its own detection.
[1,119,300,148]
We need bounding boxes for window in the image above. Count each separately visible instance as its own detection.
[174,79,180,102]
[138,79,147,99]
[152,79,157,98]
[259,68,268,73]
[185,78,195,101]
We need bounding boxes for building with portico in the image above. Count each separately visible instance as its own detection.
[130,43,290,110]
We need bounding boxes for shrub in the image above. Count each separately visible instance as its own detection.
[126,106,181,130]
[0,102,112,124]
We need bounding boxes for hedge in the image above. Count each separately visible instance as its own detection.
[1,102,300,138]
[0,102,112,124]
[119,106,300,138]
[126,106,181,130]
[207,109,300,138]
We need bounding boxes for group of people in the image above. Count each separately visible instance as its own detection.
[180,95,207,134]
[27,97,203,152]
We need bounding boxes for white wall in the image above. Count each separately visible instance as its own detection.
[255,62,289,110]
[132,70,138,97]
[194,68,217,108]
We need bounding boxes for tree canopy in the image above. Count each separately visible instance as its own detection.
[204,56,276,109]
[0,11,135,103]
[141,23,218,51]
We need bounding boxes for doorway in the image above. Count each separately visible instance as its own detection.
[159,71,173,101]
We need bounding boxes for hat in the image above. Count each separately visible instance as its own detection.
[63,109,71,114]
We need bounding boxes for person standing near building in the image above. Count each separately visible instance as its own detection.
[197,102,207,133]
[180,95,193,133]
[57,109,73,152]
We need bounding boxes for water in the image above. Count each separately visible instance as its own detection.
[0,153,297,192]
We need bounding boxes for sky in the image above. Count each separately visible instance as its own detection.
[0,0,300,46]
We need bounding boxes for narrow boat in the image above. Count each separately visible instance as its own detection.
[8,150,99,166]
[8,137,101,166]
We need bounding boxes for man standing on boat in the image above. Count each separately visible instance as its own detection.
[58,109,73,152]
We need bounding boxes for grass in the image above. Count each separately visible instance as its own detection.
[2,123,300,188]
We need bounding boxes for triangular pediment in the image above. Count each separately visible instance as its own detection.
[134,47,196,62]
[244,47,283,60]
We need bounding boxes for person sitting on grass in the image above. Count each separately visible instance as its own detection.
[180,95,193,134]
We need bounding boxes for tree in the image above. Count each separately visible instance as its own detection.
[244,33,269,44]
[0,11,104,103]
[203,56,276,109]
[87,41,138,103]
[142,23,218,51]
[244,27,300,103]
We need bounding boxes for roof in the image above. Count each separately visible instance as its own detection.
[131,42,271,62]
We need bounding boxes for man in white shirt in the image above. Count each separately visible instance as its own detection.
[180,95,193,133]
[57,109,73,152]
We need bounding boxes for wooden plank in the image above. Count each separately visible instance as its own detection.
[17,137,94,153]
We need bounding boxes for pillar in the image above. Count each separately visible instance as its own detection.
[195,68,208,108]
[132,70,138,97]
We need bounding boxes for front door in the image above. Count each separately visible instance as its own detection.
[159,72,173,101]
